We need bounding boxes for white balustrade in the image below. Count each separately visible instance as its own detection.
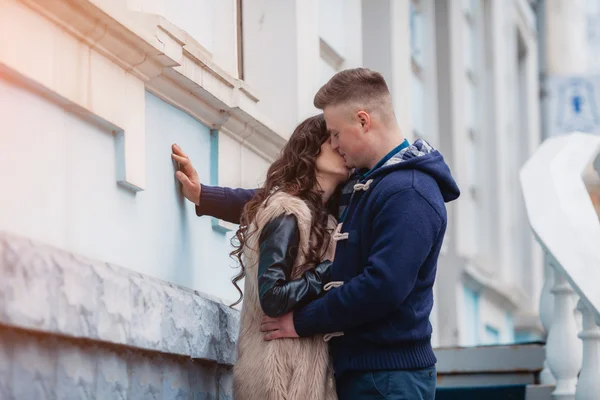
[574,299,600,400]
[545,269,582,400]
[539,259,556,385]
[521,133,600,400]
[538,259,600,400]
[540,263,600,400]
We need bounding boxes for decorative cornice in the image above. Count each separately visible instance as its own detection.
[4,0,286,204]
[23,0,174,82]
[148,17,287,160]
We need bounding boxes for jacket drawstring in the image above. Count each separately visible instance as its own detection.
[324,179,373,341]
[334,179,374,243]
[332,222,349,241]
[353,179,373,192]
[324,281,344,291]
[323,281,344,342]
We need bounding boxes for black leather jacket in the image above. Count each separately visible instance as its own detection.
[258,214,333,318]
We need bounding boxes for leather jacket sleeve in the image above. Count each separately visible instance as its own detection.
[258,214,333,318]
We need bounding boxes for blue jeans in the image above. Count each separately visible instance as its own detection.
[336,367,437,400]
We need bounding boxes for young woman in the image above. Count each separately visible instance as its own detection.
[230,114,349,400]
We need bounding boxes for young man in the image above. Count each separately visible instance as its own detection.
[172,68,459,399]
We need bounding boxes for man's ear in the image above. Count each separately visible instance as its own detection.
[357,110,371,132]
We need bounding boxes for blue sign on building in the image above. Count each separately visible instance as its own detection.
[556,78,600,132]
[548,75,600,136]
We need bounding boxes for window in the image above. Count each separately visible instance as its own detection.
[319,0,345,56]
[462,0,477,17]
[318,0,345,86]
[483,325,500,345]
[320,38,344,85]
[463,286,480,346]
[503,312,515,344]
[586,0,600,72]
[463,0,483,255]
[463,20,476,75]
[411,74,425,140]
[515,331,538,344]
[511,32,533,285]
[236,0,244,79]
[410,0,427,142]
[410,0,424,69]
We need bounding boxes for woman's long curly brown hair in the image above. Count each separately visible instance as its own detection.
[229,114,339,306]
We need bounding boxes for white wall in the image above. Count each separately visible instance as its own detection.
[319,0,345,56]
[318,0,363,74]
[361,0,413,139]
[242,0,321,136]
[0,80,244,304]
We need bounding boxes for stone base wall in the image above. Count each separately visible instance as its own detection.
[0,232,239,399]
[0,325,232,399]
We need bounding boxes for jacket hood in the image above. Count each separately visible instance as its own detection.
[368,139,460,203]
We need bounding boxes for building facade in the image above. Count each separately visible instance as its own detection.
[432,0,544,347]
[0,0,547,396]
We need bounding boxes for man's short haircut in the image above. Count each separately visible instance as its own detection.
[313,68,391,111]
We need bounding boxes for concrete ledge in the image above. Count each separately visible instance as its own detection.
[436,343,545,374]
[436,384,527,400]
[0,231,239,366]
[435,343,545,388]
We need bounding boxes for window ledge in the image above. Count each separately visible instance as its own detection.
[320,38,344,70]
[212,218,237,234]
[411,57,424,79]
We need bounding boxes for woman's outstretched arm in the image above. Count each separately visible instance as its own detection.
[172,143,258,224]
[195,185,258,224]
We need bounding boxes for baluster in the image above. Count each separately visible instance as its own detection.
[540,258,556,384]
[546,269,582,400]
[575,299,600,400]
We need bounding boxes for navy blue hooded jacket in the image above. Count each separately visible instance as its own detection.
[196,140,460,376]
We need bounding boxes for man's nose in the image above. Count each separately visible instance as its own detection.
[331,139,339,150]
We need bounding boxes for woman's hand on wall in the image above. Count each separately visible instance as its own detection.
[172,143,202,205]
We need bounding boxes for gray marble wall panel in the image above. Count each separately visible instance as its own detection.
[0,232,239,399]
[0,326,233,399]
[0,232,239,364]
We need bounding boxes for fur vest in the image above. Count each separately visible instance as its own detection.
[233,191,338,400]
